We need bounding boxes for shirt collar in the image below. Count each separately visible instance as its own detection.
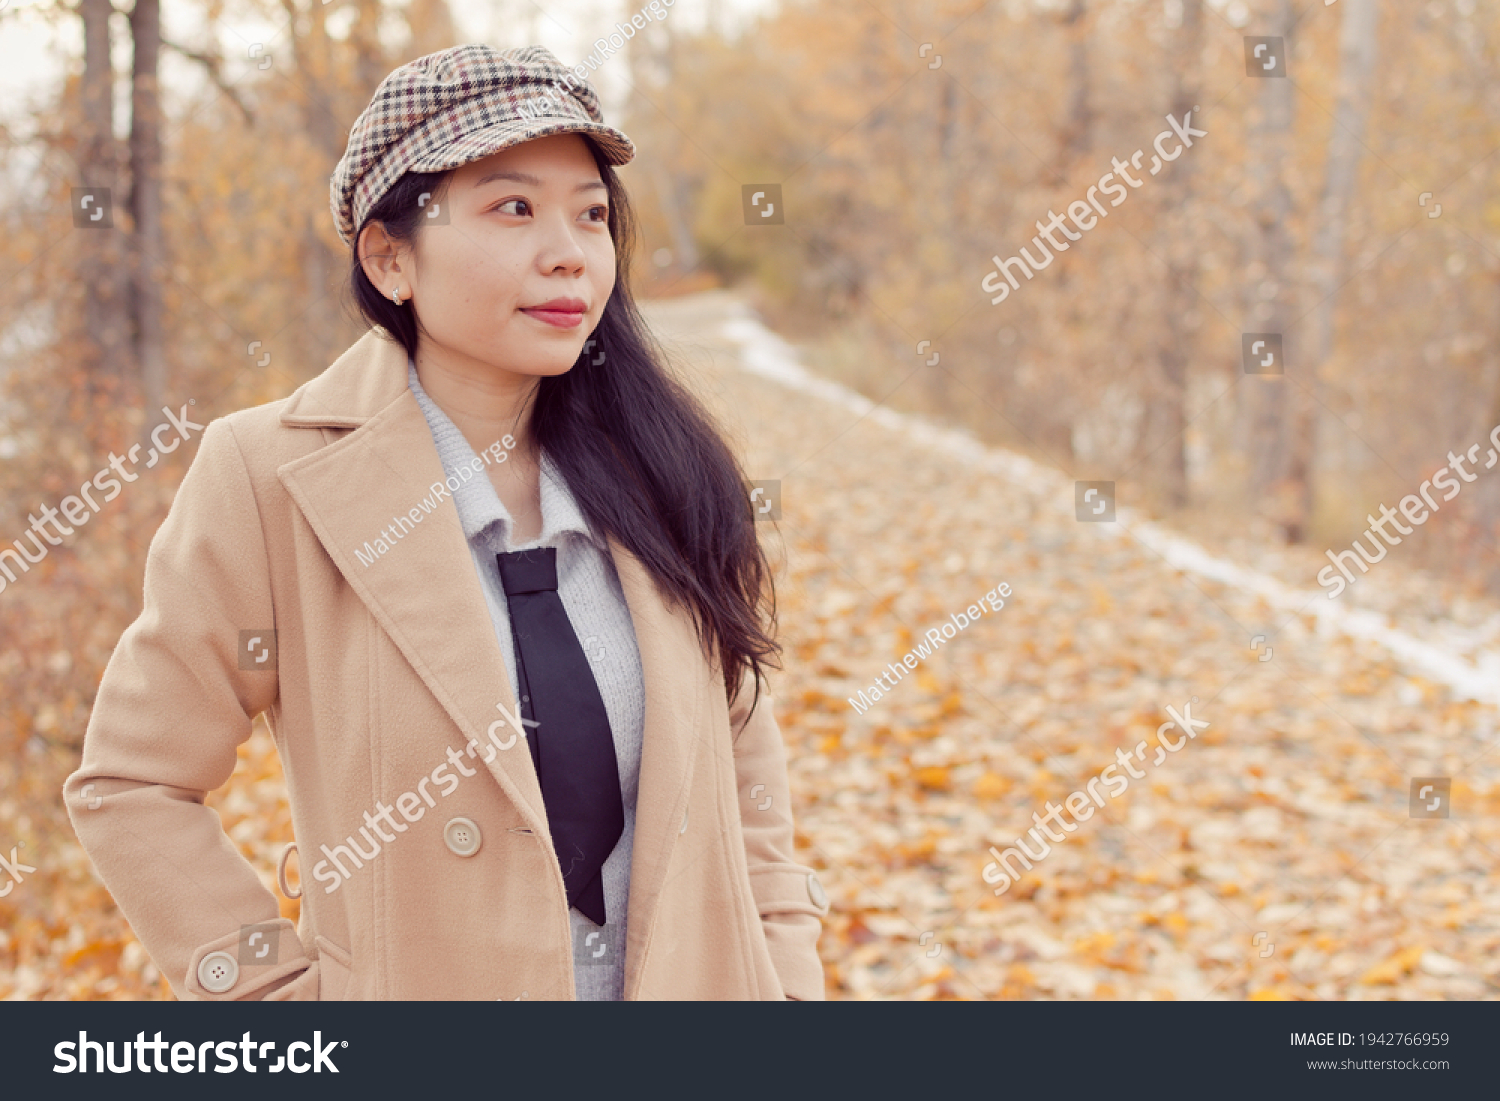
[406,357,604,554]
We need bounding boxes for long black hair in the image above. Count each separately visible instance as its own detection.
[345,137,780,714]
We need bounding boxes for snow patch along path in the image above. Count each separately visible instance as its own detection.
[718,307,1500,709]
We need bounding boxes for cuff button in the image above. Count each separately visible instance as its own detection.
[806,872,828,910]
[197,950,239,993]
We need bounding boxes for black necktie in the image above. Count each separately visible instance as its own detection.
[496,546,623,926]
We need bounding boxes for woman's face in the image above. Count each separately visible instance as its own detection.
[398,132,616,379]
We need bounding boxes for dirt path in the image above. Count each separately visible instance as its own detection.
[642,290,1500,1000]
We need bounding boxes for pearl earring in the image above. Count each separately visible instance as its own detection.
[392,286,403,305]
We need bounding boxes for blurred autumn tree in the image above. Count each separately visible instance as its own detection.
[624,0,1500,585]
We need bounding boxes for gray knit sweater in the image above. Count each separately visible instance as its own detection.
[408,360,645,1000]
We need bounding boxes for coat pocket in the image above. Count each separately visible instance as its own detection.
[313,935,354,1000]
[260,960,320,1001]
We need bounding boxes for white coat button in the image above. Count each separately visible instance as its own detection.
[444,817,482,857]
[197,950,239,993]
[806,872,828,909]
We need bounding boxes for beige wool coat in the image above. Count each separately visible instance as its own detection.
[63,328,829,1001]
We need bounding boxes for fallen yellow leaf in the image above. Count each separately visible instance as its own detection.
[1360,945,1426,985]
[973,771,1012,800]
[914,766,951,792]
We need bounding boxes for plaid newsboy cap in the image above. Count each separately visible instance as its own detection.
[329,43,635,248]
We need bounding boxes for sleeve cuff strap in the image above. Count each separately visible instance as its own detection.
[748,863,831,917]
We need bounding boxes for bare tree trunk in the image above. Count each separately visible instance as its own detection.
[1239,0,1296,533]
[130,0,167,427]
[77,0,132,406]
[283,0,342,161]
[1286,0,1380,540]
[648,161,700,273]
[282,0,350,374]
[922,67,962,419]
[404,0,460,60]
[634,4,700,278]
[1053,0,1092,179]
[1443,9,1500,588]
[1145,0,1204,508]
[349,0,388,103]
[1039,0,1090,460]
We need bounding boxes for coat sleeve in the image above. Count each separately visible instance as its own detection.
[62,417,315,1000]
[728,666,829,1001]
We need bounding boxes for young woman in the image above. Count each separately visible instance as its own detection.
[63,44,828,1001]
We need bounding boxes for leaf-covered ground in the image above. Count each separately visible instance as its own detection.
[5,290,1497,999]
[650,290,1500,1001]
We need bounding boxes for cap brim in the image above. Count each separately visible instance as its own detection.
[407,118,635,174]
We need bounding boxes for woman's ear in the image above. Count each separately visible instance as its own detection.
[357,221,405,298]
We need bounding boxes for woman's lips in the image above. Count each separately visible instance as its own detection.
[520,307,584,329]
[520,299,586,329]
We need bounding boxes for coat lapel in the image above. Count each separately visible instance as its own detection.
[610,540,710,998]
[275,331,548,831]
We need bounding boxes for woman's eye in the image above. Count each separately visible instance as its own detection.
[585,205,608,222]
[494,198,530,216]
